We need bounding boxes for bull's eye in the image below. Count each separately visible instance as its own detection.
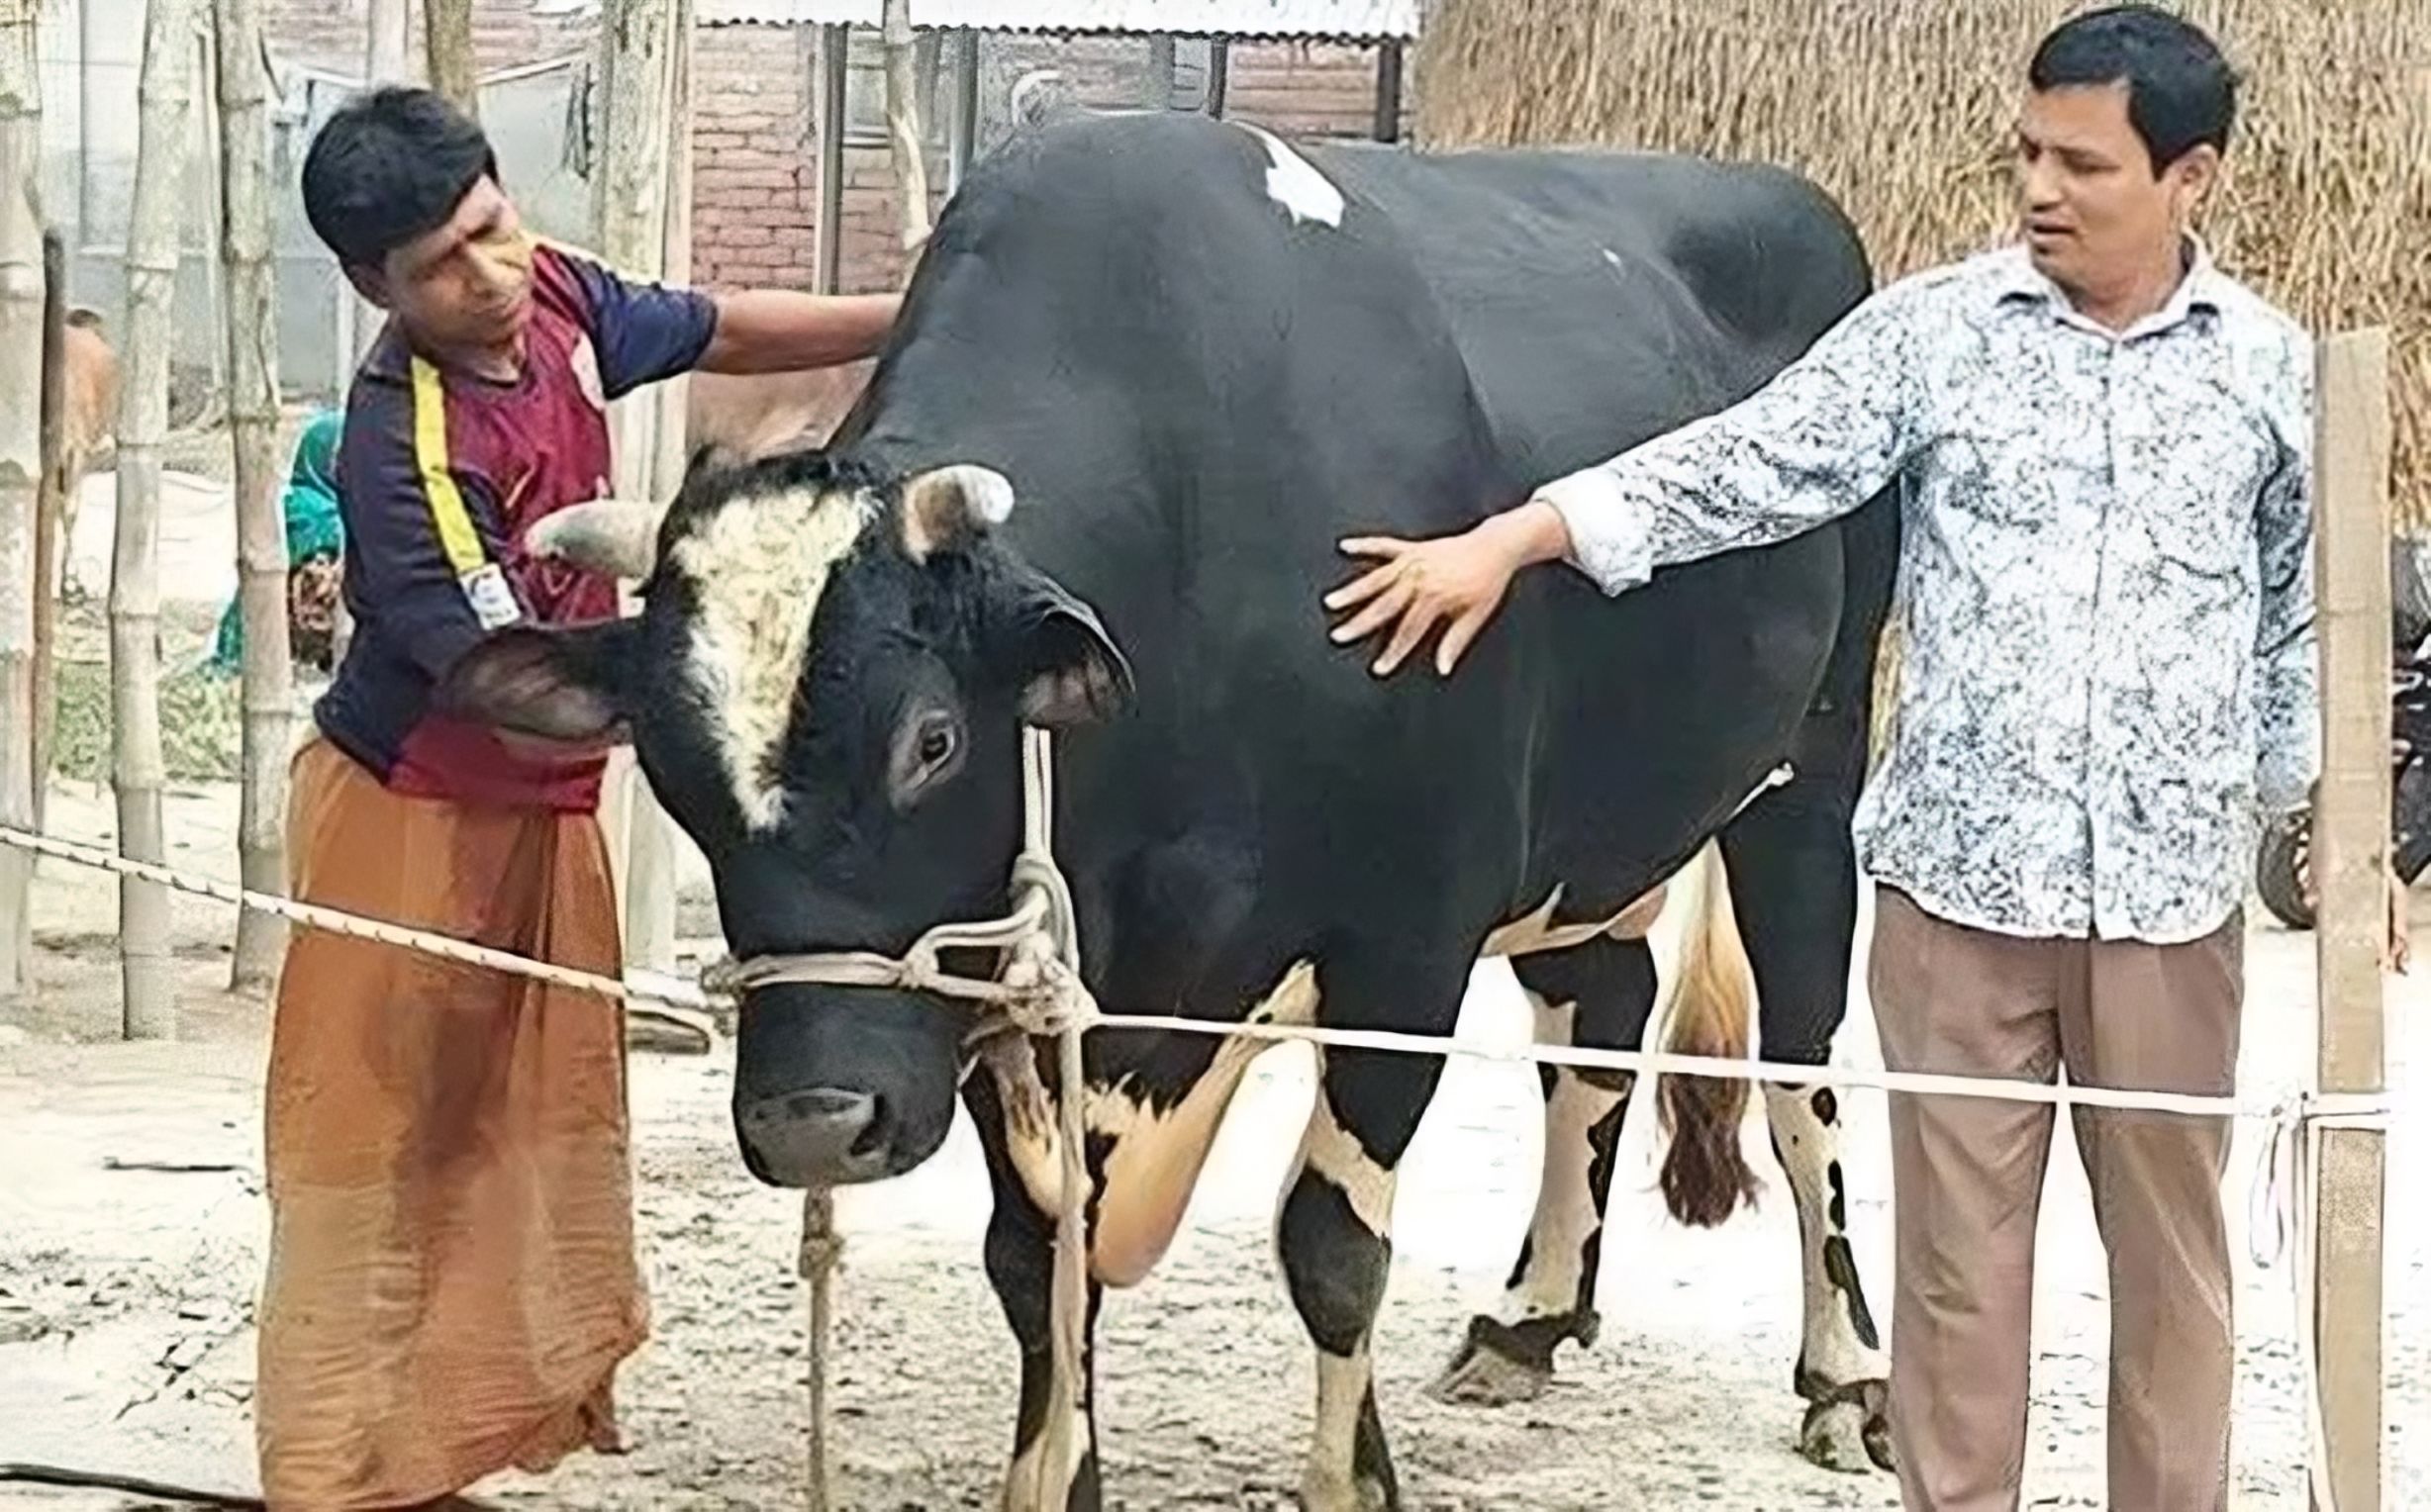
[888,707,966,810]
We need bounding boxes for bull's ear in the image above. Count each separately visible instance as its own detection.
[900,464,1016,562]
[436,620,640,743]
[1002,572,1133,728]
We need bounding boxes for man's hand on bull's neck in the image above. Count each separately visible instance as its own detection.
[699,290,905,374]
[1323,499,1576,679]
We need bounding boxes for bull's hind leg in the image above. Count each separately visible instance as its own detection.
[1427,935,1656,1406]
[964,1068,1106,1512]
[1720,762,1893,1473]
[1279,950,1464,1512]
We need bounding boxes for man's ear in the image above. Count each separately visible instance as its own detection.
[340,261,392,312]
[996,569,1133,728]
[436,619,639,743]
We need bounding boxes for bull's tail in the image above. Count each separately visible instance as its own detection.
[1655,840,1760,1228]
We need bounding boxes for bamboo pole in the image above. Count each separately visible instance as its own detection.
[366,0,410,88]
[881,0,930,250]
[113,0,192,1040]
[30,227,62,835]
[0,0,46,998]
[592,0,691,977]
[426,0,479,121]
[2310,327,2392,1512]
[814,24,845,295]
[215,0,290,993]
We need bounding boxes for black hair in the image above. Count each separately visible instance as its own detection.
[301,86,500,271]
[2030,5,2237,172]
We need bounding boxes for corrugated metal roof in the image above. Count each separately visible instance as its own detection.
[694,0,1420,40]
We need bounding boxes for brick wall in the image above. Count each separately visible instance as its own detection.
[690,23,824,291]
[688,31,1403,297]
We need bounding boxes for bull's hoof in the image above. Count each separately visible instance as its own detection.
[1797,1378,1894,1474]
[1426,1334,1551,1407]
[1424,1312,1586,1407]
[1298,1470,1396,1512]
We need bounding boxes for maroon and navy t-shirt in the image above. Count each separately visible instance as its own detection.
[314,241,717,812]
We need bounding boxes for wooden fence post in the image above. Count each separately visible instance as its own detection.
[2310,326,2391,1512]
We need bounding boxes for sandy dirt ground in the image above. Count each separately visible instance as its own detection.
[5,467,2426,1508]
[2,770,2425,1512]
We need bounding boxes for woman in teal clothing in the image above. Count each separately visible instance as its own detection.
[212,406,346,674]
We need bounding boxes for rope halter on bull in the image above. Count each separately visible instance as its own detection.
[701,726,1097,1510]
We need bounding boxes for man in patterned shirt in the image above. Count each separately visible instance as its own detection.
[1325,7,2395,1510]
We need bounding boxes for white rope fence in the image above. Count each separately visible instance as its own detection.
[0,816,2403,1511]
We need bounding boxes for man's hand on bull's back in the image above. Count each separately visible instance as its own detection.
[1325,499,1579,678]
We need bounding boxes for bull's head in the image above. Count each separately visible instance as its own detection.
[440,450,1131,1187]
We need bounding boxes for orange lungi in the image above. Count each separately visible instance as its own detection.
[255,738,645,1510]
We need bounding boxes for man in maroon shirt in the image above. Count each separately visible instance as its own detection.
[256,87,898,1511]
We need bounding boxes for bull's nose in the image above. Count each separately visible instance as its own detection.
[736,1088,890,1187]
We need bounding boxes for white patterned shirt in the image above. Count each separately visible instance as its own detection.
[1539,242,2315,943]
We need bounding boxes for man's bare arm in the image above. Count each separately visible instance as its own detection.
[698,290,903,374]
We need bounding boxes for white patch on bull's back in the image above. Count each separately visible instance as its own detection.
[1232,122,1345,229]
[665,486,873,830]
[998,959,1320,1288]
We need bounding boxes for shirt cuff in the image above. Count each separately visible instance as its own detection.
[1533,468,1655,597]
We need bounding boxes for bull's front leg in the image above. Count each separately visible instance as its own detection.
[1278,950,1464,1512]
[1428,936,1657,1406]
[965,1067,1105,1512]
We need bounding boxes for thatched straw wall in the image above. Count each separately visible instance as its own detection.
[1414,0,2431,522]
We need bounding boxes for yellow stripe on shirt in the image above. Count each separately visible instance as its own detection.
[409,355,488,578]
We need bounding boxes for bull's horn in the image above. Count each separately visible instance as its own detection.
[901,464,1016,561]
[525,496,669,581]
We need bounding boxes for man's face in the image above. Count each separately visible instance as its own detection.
[2015,82,2216,294]
[350,176,535,355]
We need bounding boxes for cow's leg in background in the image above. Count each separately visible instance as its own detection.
[1426,935,1657,1405]
[965,1067,1106,1512]
[1719,709,1894,1472]
[1279,951,1465,1512]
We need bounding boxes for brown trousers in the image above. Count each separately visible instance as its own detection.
[256,740,645,1510]
[1869,886,2241,1512]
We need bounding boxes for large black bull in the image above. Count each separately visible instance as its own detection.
[446,112,1901,1509]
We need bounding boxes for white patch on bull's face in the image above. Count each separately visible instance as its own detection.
[998,959,1320,1289]
[664,486,874,831]
[1232,122,1345,229]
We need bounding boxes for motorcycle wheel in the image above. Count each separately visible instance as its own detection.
[2256,807,2316,931]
